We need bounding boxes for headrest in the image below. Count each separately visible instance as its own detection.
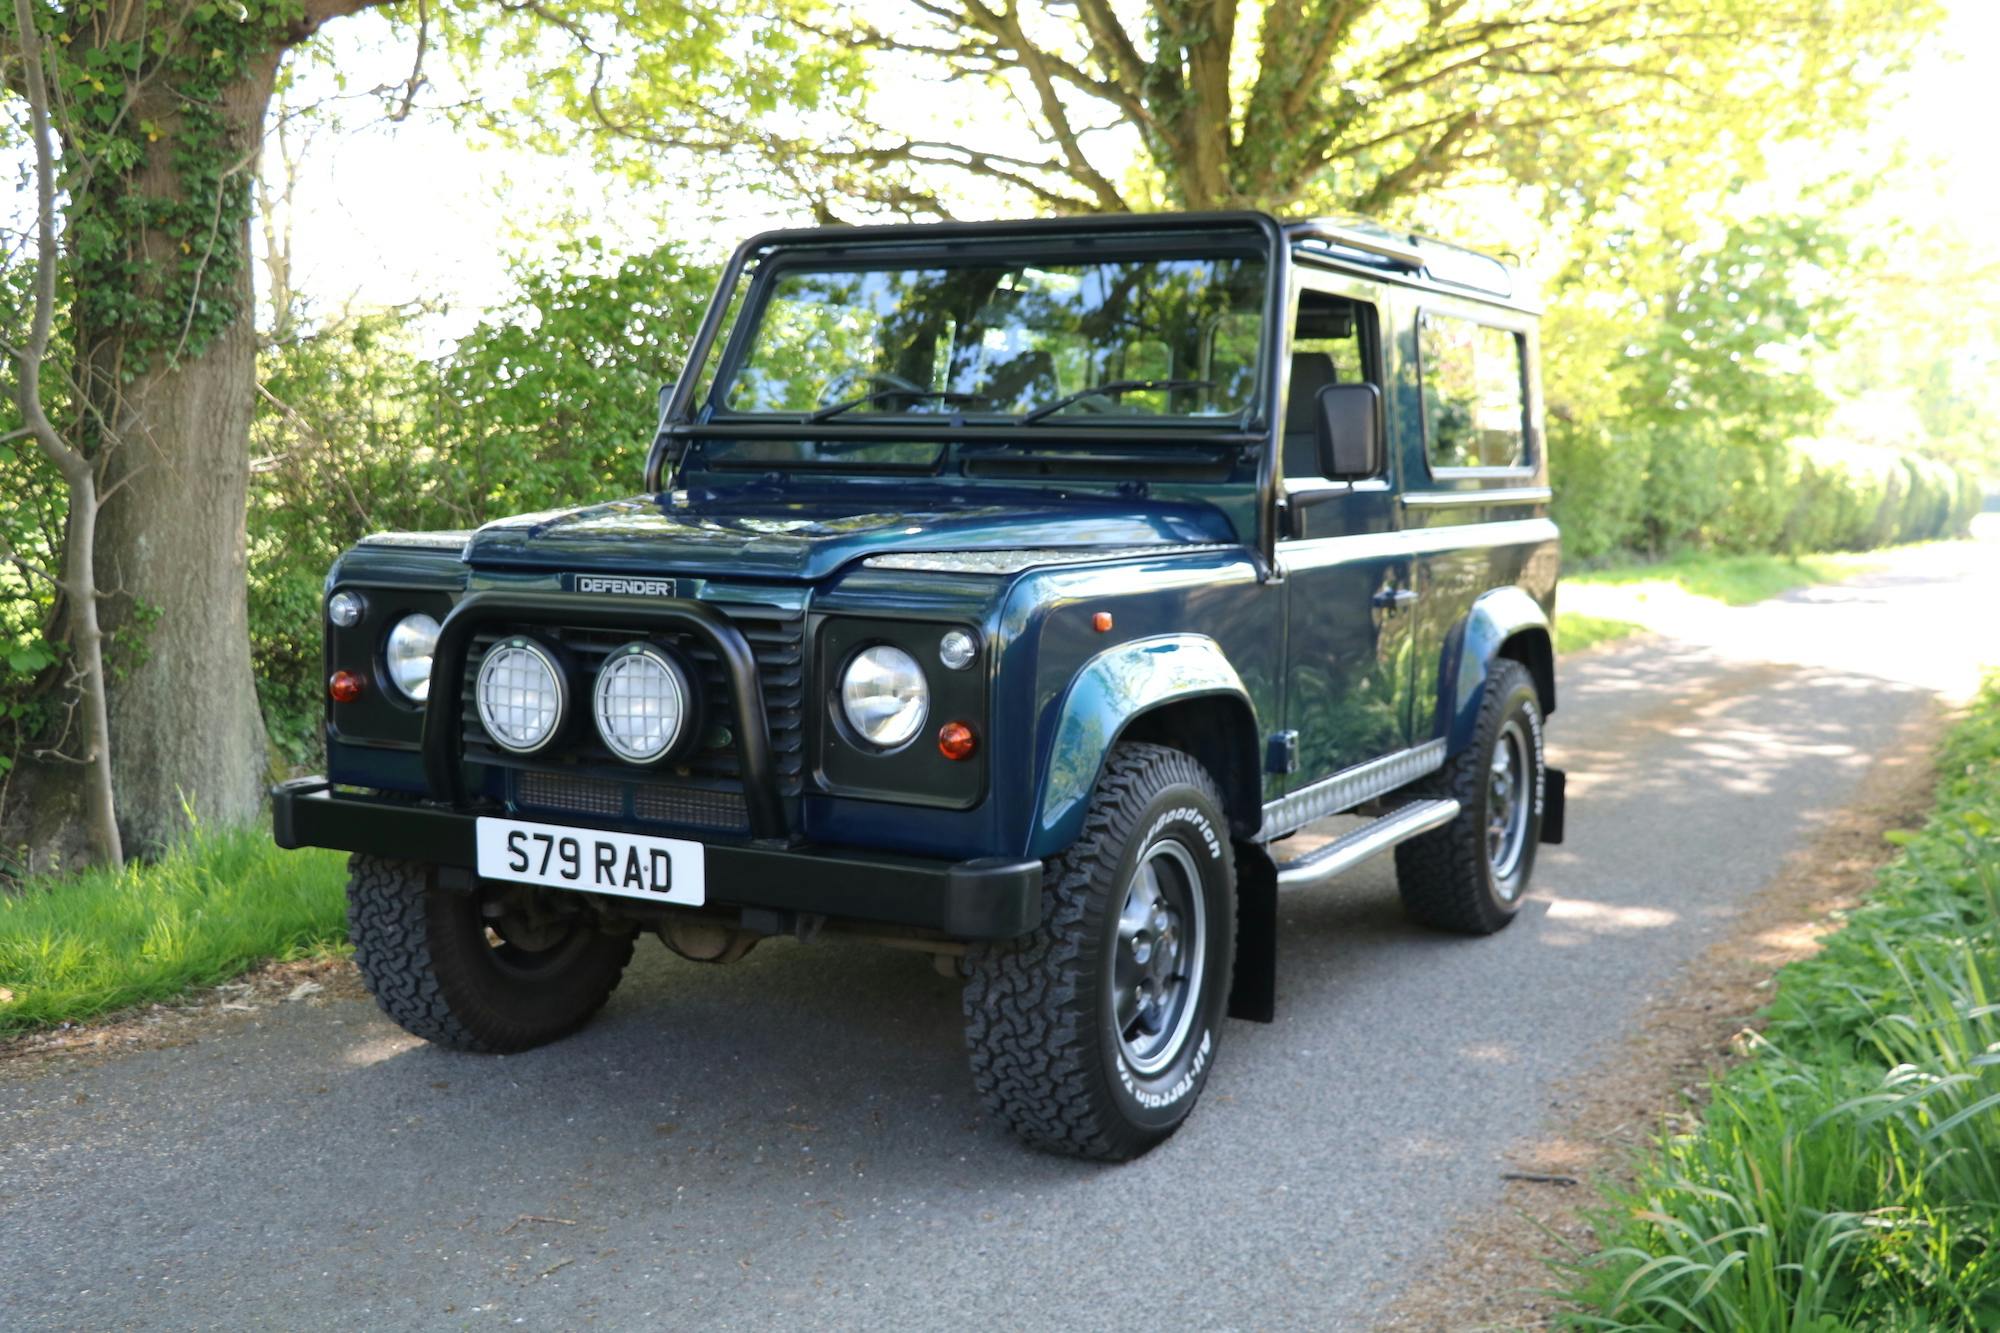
[1286,352,1339,435]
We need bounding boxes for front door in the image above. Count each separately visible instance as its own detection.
[1277,275,1417,790]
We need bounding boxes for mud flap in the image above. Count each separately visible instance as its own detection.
[1540,767,1566,845]
[1229,842,1277,1022]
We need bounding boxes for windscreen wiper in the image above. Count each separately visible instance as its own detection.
[806,389,990,423]
[1020,378,1218,424]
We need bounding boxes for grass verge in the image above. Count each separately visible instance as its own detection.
[1568,550,1880,607]
[1558,549,1893,653]
[1559,612,1648,655]
[0,827,347,1035]
[1557,677,2000,1329]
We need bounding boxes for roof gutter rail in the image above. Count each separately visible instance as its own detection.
[1287,222,1428,269]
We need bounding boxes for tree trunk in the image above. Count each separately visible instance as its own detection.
[89,262,273,848]
[59,477,123,868]
[74,50,283,852]
[7,0,123,872]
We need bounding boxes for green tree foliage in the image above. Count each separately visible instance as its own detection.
[432,240,717,514]
[0,134,71,787]
[2,0,1980,837]
[1544,212,1981,561]
[4,0,311,378]
[498,0,1939,219]
[1818,221,2000,481]
[434,0,869,211]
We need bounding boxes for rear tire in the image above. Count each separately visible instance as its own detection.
[964,743,1235,1161]
[1394,658,1546,934]
[346,855,636,1053]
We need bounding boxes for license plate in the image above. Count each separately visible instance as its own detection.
[474,817,705,907]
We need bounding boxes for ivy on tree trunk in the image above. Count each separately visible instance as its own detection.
[4,0,387,859]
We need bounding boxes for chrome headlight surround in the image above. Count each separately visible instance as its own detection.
[383,613,441,704]
[837,643,930,750]
[474,637,567,755]
[592,644,692,764]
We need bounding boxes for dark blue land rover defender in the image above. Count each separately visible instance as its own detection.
[274,212,1565,1161]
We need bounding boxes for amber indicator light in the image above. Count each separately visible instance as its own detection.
[937,721,977,761]
[1092,611,1114,633]
[328,670,364,704]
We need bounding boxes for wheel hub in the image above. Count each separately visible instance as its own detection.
[1112,838,1206,1075]
[1486,719,1532,888]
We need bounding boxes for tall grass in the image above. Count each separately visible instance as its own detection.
[1560,681,2000,1329]
[0,826,348,1034]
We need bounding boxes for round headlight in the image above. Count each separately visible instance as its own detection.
[327,589,365,628]
[475,638,566,754]
[384,613,440,703]
[839,645,929,749]
[593,645,690,763]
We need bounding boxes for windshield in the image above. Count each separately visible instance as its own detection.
[712,251,1268,424]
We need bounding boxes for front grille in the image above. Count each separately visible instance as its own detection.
[514,770,748,832]
[461,598,804,833]
[632,783,748,828]
[517,771,623,817]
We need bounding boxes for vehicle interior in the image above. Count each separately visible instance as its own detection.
[1283,291,1377,483]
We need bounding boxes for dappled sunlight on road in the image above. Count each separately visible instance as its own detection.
[338,1032,421,1067]
[1543,898,1679,934]
[1562,527,2000,703]
[1557,662,1905,809]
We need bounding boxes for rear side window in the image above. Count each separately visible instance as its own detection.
[1420,314,1526,470]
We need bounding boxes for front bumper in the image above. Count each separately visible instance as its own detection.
[271,778,1042,939]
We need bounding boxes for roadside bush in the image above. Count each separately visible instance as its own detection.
[1554,432,1983,563]
[1546,417,1650,562]
[1560,678,2000,1329]
[0,260,75,799]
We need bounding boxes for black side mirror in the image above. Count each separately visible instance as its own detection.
[1315,382,1384,479]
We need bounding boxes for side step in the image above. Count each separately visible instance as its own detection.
[1273,799,1460,891]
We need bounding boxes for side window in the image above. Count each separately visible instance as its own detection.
[1420,313,1526,470]
[1283,291,1378,482]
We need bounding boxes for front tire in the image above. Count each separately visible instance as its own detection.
[964,743,1235,1161]
[1394,658,1546,934]
[346,855,636,1053]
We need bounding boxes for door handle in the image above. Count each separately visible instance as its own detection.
[1372,588,1419,610]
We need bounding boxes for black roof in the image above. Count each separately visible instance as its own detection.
[729,210,1530,311]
